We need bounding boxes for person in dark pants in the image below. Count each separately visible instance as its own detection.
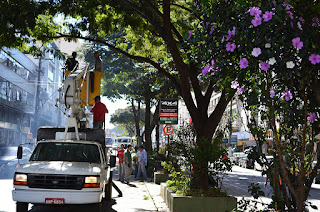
[90,96,108,129]
[90,51,103,92]
[65,52,79,70]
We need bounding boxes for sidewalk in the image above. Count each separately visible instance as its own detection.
[110,170,169,212]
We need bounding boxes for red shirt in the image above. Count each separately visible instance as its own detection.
[91,102,108,122]
[118,149,125,164]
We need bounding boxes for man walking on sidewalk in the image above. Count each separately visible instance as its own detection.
[117,144,125,182]
[124,145,133,184]
[137,145,148,182]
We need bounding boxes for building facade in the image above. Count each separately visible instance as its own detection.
[0,43,66,147]
[0,48,37,146]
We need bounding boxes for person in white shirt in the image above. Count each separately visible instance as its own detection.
[136,145,147,182]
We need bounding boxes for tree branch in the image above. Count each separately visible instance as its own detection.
[170,3,204,22]
[49,33,182,94]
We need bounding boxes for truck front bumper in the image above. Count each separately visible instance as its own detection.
[12,189,103,204]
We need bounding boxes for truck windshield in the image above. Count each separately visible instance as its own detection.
[30,142,101,163]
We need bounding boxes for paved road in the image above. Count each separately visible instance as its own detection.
[0,168,165,212]
[223,166,320,211]
[1,166,319,211]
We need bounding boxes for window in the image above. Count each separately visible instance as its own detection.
[48,64,54,82]
[0,50,34,81]
[30,142,101,163]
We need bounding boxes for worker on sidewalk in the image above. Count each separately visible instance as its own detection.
[117,144,125,182]
[124,145,133,184]
[136,145,148,182]
[90,96,108,129]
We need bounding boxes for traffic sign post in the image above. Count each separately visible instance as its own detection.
[163,124,174,136]
[160,99,178,125]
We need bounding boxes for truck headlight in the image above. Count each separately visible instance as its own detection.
[14,173,27,186]
[84,176,100,188]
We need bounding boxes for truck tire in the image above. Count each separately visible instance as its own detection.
[16,202,28,212]
[95,202,102,212]
[104,173,113,201]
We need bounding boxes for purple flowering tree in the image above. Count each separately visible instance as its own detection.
[189,0,320,210]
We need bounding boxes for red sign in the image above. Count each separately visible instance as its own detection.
[45,198,65,205]
[163,125,174,136]
[160,113,178,117]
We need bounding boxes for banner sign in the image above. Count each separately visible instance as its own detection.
[160,99,178,125]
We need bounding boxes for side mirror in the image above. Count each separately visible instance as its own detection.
[110,155,116,168]
[17,146,23,159]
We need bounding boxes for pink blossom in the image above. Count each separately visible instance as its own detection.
[292,37,303,49]
[226,42,236,52]
[309,54,320,64]
[252,16,262,27]
[187,31,193,40]
[287,11,293,19]
[237,86,245,94]
[202,65,210,76]
[281,90,293,101]
[283,3,290,10]
[210,26,214,35]
[231,81,239,89]
[252,47,261,57]
[225,33,232,41]
[299,17,305,24]
[263,11,273,22]
[194,1,197,6]
[260,62,270,71]
[270,89,275,98]
[231,27,236,36]
[312,17,319,26]
[225,27,236,41]
[239,58,248,69]
[307,112,317,123]
[248,7,262,17]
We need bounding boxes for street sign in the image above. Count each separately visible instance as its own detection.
[160,99,178,125]
[221,136,237,144]
[163,125,174,136]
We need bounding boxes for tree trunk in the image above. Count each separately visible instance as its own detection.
[156,123,160,153]
[132,99,141,138]
[144,90,152,152]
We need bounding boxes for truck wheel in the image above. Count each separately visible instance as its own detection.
[16,202,28,212]
[104,174,113,201]
[95,202,102,212]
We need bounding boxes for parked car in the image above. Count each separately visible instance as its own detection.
[113,137,134,150]
[232,152,245,165]
[0,146,32,178]
[238,154,254,169]
[254,156,273,171]
[312,161,320,184]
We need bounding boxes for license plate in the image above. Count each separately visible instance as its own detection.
[45,198,65,205]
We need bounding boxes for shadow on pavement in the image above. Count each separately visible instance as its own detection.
[28,199,117,212]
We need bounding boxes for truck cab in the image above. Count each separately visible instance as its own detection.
[12,127,116,212]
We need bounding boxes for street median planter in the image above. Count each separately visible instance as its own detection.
[160,183,237,212]
[154,172,171,184]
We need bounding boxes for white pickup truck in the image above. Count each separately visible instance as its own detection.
[12,127,116,212]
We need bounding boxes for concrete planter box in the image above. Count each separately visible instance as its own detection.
[154,172,171,184]
[160,183,237,212]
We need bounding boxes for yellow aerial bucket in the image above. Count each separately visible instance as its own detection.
[65,70,102,106]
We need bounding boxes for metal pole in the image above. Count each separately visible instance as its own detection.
[228,98,233,156]
[33,57,42,141]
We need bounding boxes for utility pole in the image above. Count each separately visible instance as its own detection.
[33,57,42,141]
[228,98,233,156]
